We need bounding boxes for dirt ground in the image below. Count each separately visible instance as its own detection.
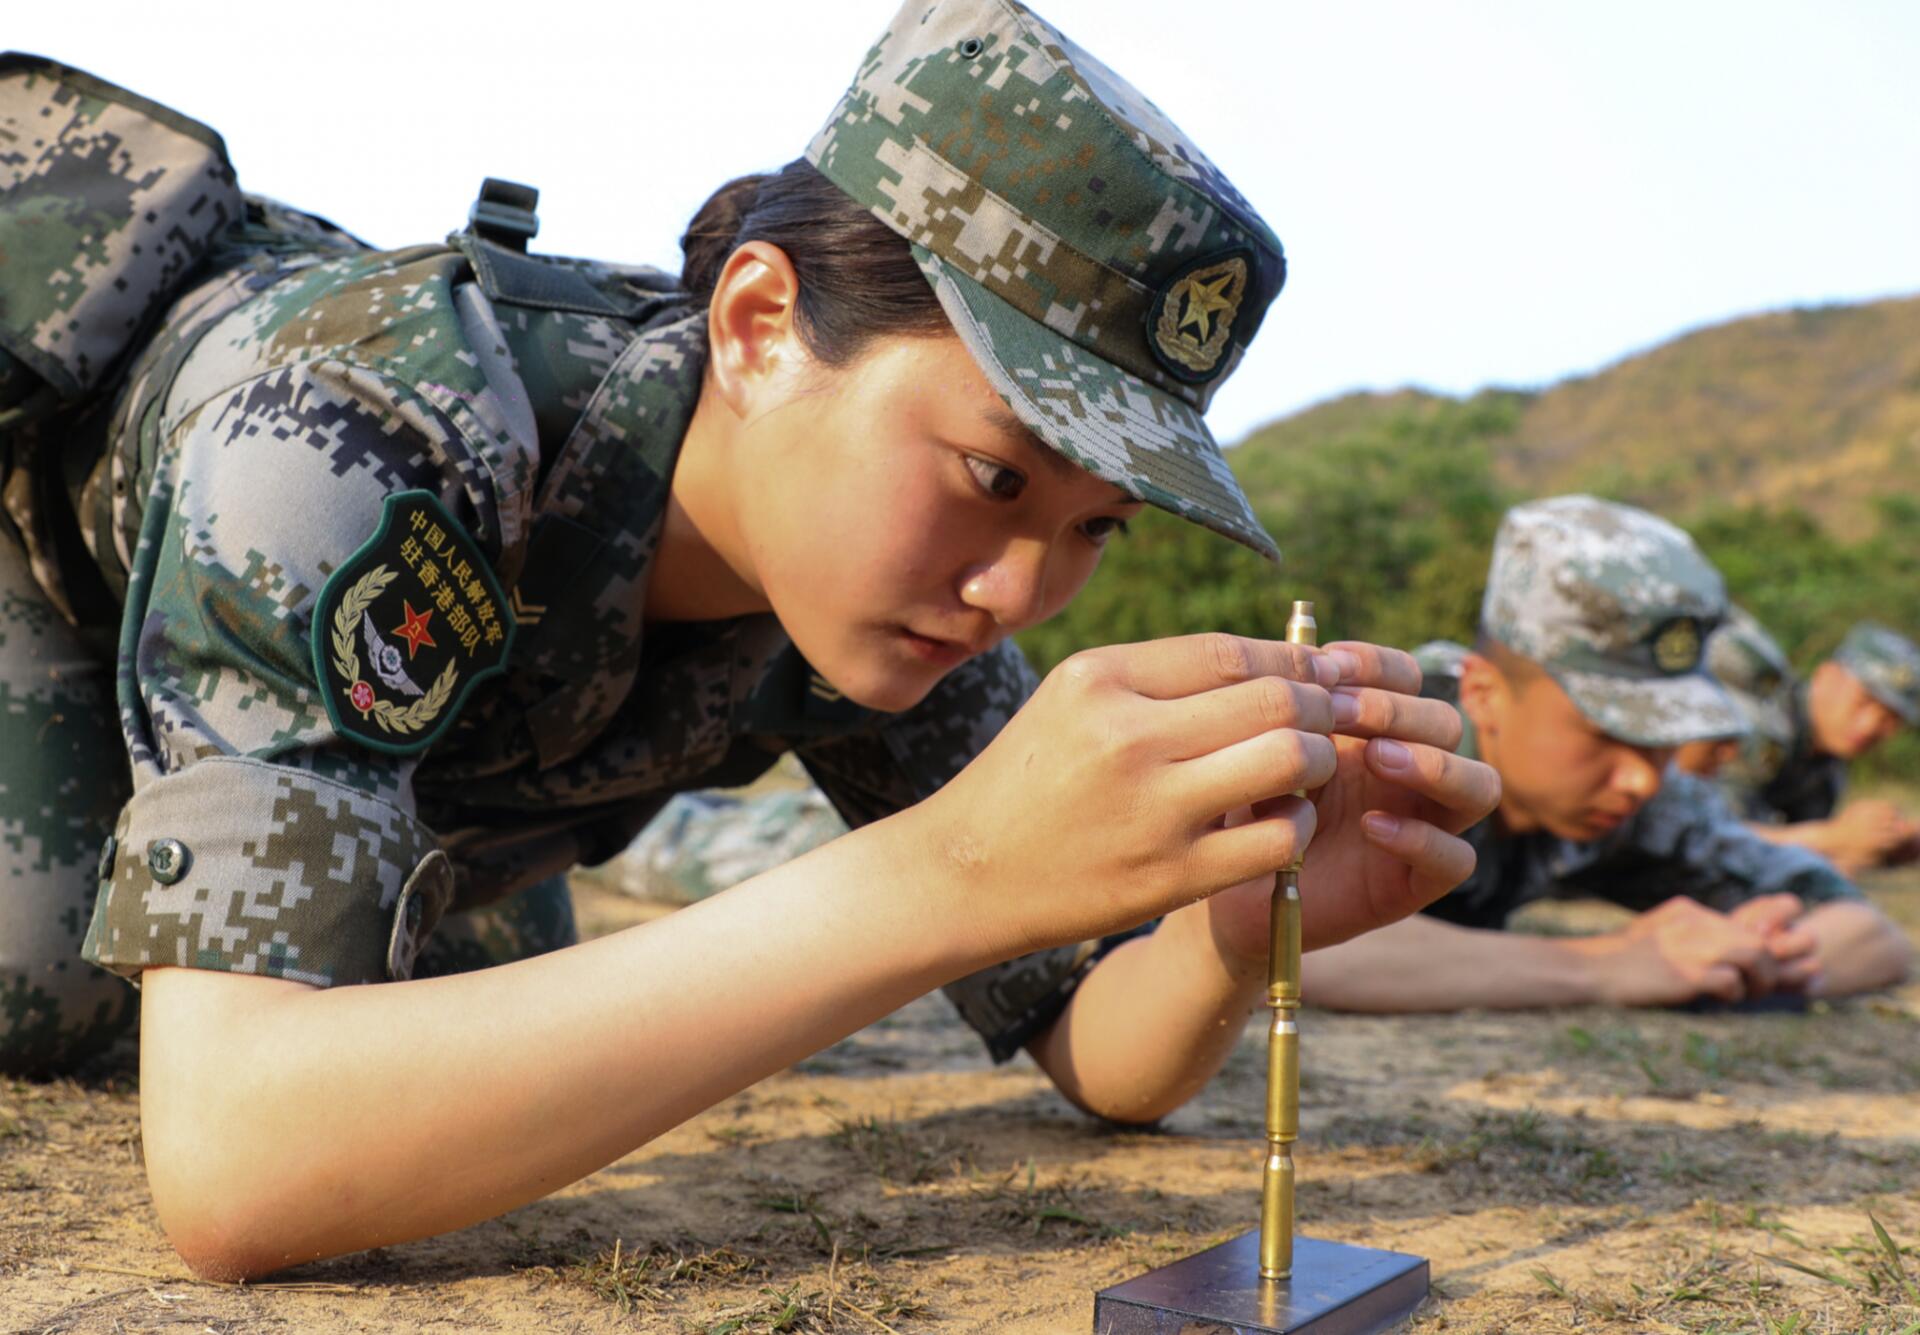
[5,869,1918,1334]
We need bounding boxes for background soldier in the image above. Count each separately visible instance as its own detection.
[1302,496,1913,1013]
[1702,616,1920,872]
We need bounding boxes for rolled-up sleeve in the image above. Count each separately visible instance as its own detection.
[84,757,453,986]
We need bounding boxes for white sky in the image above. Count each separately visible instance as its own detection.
[19,1,1920,445]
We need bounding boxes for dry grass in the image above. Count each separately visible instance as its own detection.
[2,871,1917,1333]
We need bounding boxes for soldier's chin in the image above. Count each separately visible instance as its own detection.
[811,647,947,715]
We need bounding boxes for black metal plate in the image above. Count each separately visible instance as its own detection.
[1093,1232,1428,1334]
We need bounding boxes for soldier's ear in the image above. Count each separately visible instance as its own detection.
[704,240,808,418]
[1457,652,1510,739]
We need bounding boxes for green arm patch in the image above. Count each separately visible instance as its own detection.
[311,491,517,756]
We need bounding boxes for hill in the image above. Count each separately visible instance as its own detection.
[1231,294,1920,531]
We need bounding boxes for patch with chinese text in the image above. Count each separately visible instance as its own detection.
[312,491,516,755]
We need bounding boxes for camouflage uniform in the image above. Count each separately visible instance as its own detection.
[1717,620,1920,824]
[1412,498,1859,930]
[622,787,850,904]
[0,1,1288,1072]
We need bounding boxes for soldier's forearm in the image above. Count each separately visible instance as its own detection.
[136,810,988,1283]
[1801,901,1914,997]
[1746,818,1847,859]
[1027,900,1265,1125]
[1300,914,1604,1011]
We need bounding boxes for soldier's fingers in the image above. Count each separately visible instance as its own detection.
[1320,641,1422,696]
[1363,739,1501,822]
[1764,922,1820,961]
[1329,687,1463,750]
[1189,797,1317,892]
[1169,728,1339,819]
[1730,893,1803,934]
[1089,634,1334,702]
[1697,964,1746,1004]
[1156,675,1334,762]
[1358,813,1478,900]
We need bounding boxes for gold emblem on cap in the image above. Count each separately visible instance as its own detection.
[1653,618,1702,673]
[1154,255,1247,375]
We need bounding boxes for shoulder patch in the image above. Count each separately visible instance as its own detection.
[312,491,516,756]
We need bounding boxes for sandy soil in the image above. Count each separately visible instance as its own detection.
[4,873,1918,1334]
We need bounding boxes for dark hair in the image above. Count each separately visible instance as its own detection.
[680,159,951,366]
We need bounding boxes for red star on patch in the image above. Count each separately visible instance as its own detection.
[391,601,438,659]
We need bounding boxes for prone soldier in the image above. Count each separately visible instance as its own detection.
[1301,496,1913,1012]
[1687,611,1920,873]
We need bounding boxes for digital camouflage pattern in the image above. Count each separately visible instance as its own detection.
[1412,643,1858,930]
[621,787,849,904]
[1712,618,1919,826]
[0,534,136,1072]
[1702,605,1796,751]
[0,54,241,399]
[1480,495,1744,747]
[0,53,247,633]
[1719,679,1849,825]
[1833,621,1920,726]
[1,50,1141,1069]
[807,0,1285,561]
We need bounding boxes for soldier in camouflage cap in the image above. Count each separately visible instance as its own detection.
[806,0,1285,559]
[1480,494,1743,747]
[1833,622,1920,726]
[1708,615,1920,873]
[1298,499,1914,1014]
[0,6,1507,1275]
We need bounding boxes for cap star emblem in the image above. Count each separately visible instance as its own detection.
[391,601,438,659]
[1177,271,1237,343]
[1653,618,1701,673]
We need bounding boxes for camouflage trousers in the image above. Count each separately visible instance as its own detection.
[0,532,575,1075]
[0,525,137,1074]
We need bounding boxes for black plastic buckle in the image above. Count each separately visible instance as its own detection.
[468,177,540,252]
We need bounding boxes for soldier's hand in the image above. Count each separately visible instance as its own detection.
[1598,897,1780,1005]
[1828,799,1916,871]
[1727,893,1822,993]
[919,633,1340,959]
[1291,640,1501,949]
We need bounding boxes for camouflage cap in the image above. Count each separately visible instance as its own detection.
[806,0,1283,560]
[1703,605,1795,748]
[1832,621,1920,725]
[1480,495,1744,748]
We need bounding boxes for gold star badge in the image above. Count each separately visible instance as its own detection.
[1152,254,1248,378]
[1653,619,1702,673]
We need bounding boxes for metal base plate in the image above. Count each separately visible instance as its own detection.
[1093,1232,1428,1334]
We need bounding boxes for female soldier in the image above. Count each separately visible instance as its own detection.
[0,0,1497,1280]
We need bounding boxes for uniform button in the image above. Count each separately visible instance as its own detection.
[147,838,189,884]
[957,36,985,57]
[97,835,118,884]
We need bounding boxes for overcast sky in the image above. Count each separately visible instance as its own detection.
[20,1,1920,444]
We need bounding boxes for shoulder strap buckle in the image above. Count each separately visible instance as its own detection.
[467,177,539,252]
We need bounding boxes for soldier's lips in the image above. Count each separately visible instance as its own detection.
[894,627,977,668]
[1582,805,1634,833]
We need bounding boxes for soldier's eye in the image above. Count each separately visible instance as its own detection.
[1080,516,1130,546]
[964,455,1026,500]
